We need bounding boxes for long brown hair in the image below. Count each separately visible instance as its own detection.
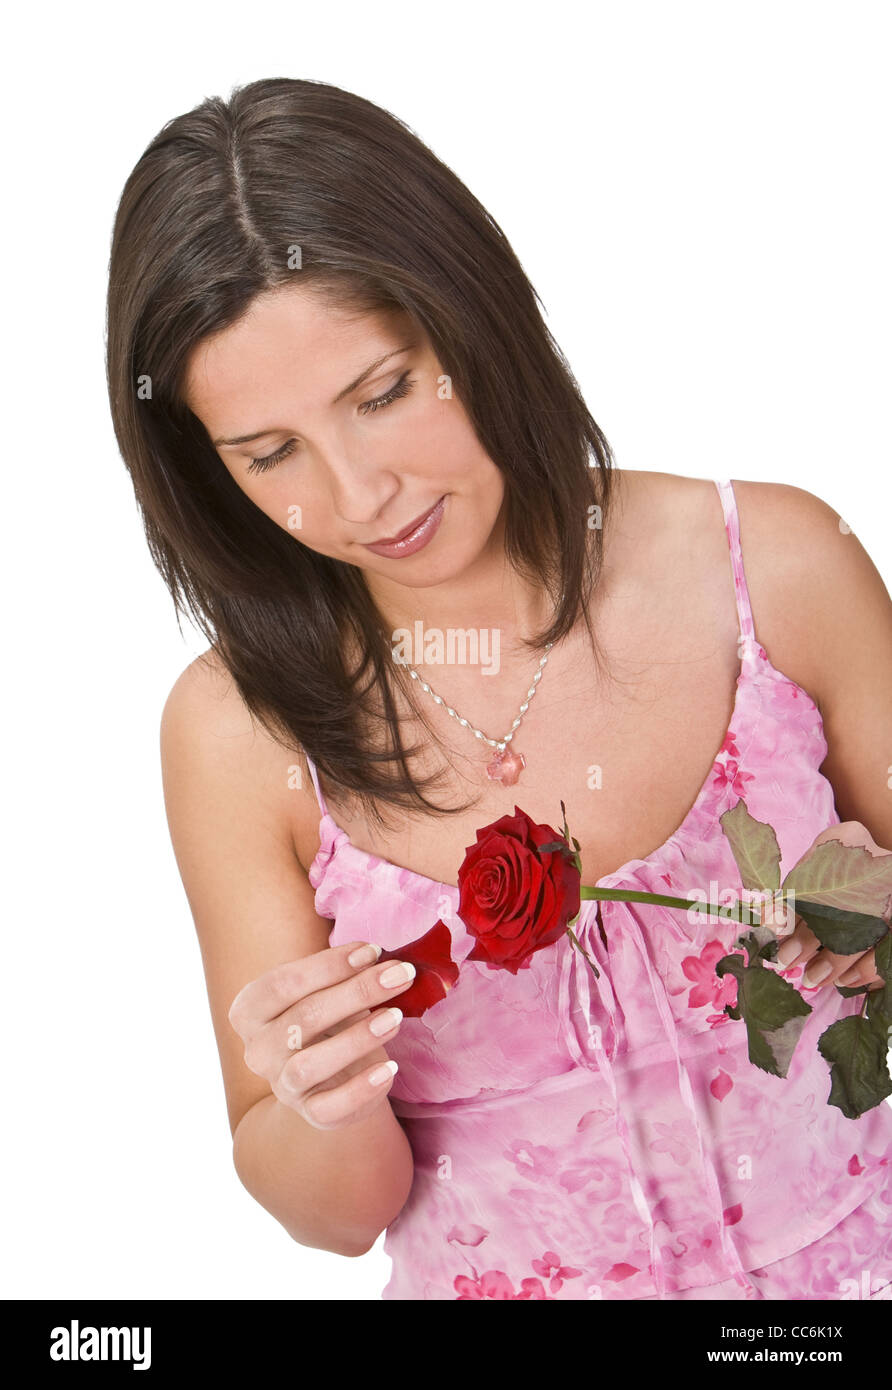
[105,76,618,829]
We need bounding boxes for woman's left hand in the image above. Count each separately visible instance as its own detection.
[756,820,891,993]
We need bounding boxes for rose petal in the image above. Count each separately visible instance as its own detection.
[376,920,460,1018]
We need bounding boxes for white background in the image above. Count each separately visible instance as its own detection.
[2,0,890,1300]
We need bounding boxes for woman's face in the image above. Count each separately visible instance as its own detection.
[183,285,506,593]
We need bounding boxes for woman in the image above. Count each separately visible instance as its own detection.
[106,77,892,1299]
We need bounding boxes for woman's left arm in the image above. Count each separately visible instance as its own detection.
[735,480,892,991]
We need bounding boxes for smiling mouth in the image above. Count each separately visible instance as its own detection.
[361,496,447,558]
[366,499,444,546]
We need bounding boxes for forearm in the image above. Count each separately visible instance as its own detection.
[232,1089,415,1257]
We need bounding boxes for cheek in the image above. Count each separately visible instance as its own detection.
[422,407,503,492]
[229,468,321,543]
[247,482,302,532]
[265,478,329,543]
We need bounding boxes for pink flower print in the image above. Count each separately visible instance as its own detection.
[650,1119,695,1166]
[672,1220,718,1270]
[682,939,741,1012]
[530,1250,584,1294]
[454,1269,513,1299]
[709,1069,734,1101]
[559,1157,622,1201]
[724,1203,743,1226]
[804,1240,853,1298]
[600,1202,639,1244]
[446,1223,489,1247]
[717,732,741,760]
[513,1278,553,1300]
[577,1104,616,1131]
[706,1011,733,1029]
[711,756,755,800]
[452,1270,511,1299]
[853,1145,890,1171]
[652,1219,689,1261]
[559,1163,599,1195]
[848,1154,866,1176]
[454,1270,554,1300]
[602,1262,641,1284]
[771,680,804,711]
[502,1140,559,1181]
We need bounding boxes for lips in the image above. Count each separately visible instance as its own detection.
[362,495,447,559]
[368,500,442,546]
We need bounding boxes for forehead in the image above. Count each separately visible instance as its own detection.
[182,285,402,421]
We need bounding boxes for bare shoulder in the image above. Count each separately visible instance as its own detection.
[607,467,714,535]
[689,473,878,713]
[161,648,272,777]
[611,470,854,704]
[162,647,257,742]
[160,648,315,857]
[724,476,870,708]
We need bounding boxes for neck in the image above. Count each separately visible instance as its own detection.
[362,548,558,670]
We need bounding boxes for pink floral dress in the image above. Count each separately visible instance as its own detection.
[306,478,892,1300]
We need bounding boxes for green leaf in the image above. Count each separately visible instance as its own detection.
[782,835,892,918]
[820,926,892,1118]
[719,799,782,891]
[715,927,812,1077]
[865,929,892,1041]
[792,897,890,955]
[817,1016,892,1119]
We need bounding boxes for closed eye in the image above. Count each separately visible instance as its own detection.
[247,371,416,475]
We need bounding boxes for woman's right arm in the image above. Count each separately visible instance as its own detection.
[159,654,415,1258]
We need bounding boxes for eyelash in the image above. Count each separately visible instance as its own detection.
[247,371,416,475]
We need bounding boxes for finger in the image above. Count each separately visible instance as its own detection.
[274,1007,403,1114]
[773,916,876,988]
[228,940,381,1038]
[754,894,798,937]
[298,1056,401,1130]
[775,924,889,990]
[243,1004,373,1082]
[779,823,892,987]
[800,950,866,990]
[836,949,886,991]
[774,915,821,970]
[243,957,415,1079]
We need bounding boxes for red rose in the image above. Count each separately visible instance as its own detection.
[376,919,460,1018]
[457,806,582,975]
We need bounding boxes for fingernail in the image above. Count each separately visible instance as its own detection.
[802,958,832,987]
[776,940,801,967]
[380,961,416,988]
[369,1007,403,1036]
[348,943,382,968]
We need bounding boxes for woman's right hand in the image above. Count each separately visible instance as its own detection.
[228,941,417,1130]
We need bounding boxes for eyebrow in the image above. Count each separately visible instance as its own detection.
[211,345,414,447]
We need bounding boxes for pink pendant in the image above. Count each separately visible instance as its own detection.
[485,748,526,785]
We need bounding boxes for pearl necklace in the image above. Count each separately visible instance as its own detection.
[403,642,555,786]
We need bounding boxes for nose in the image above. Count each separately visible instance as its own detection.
[324,451,402,529]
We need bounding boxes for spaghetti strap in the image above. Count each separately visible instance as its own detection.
[713,477,757,653]
[304,752,329,817]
